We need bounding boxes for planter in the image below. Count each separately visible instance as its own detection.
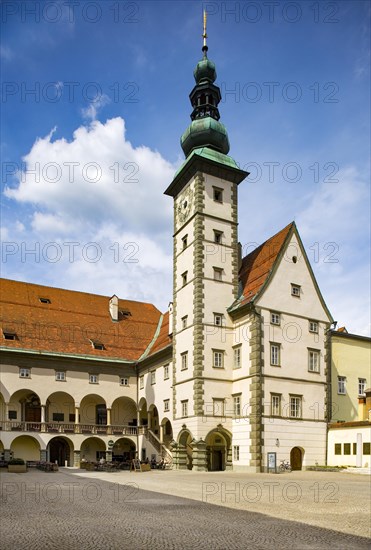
[8,464,27,473]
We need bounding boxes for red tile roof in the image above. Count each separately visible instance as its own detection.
[0,279,162,362]
[146,312,172,358]
[236,222,294,309]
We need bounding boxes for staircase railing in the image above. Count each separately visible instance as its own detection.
[147,429,173,467]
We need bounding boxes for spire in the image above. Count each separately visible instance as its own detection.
[180,11,230,158]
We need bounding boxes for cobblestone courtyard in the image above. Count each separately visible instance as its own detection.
[0,468,370,549]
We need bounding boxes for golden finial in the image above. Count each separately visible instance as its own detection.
[202,9,208,53]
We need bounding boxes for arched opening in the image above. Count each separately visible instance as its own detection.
[79,394,106,427]
[48,437,74,466]
[148,404,159,435]
[138,398,148,427]
[0,393,6,423]
[290,446,304,470]
[46,391,75,430]
[9,390,42,430]
[205,428,232,471]
[11,435,40,461]
[112,438,136,462]
[80,437,105,463]
[160,417,173,448]
[111,397,137,430]
[178,429,193,470]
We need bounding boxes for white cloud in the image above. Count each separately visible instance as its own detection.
[81,94,111,121]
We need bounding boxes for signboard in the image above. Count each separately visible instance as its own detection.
[108,440,114,449]
[267,452,277,473]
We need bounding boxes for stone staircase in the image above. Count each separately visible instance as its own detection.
[146,429,173,468]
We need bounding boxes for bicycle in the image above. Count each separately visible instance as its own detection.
[279,460,292,472]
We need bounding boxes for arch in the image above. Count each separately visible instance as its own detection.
[9,389,42,424]
[48,436,74,466]
[148,404,159,434]
[205,427,232,471]
[79,394,106,425]
[111,396,137,427]
[160,417,173,447]
[11,435,40,461]
[46,391,74,424]
[80,436,106,462]
[0,393,5,422]
[290,446,304,471]
[177,428,194,470]
[112,437,136,462]
[0,440,4,453]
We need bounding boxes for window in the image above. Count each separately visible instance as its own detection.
[363,443,370,455]
[233,446,240,461]
[291,284,301,297]
[19,368,30,378]
[164,399,170,412]
[182,234,188,249]
[39,297,51,304]
[214,313,223,326]
[213,267,223,281]
[213,187,223,203]
[233,395,241,416]
[181,316,188,330]
[213,399,225,416]
[89,374,98,384]
[214,230,223,244]
[139,376,144,389]
[338,376,346,395]
[271,394,281,416]
[163,364,169,380]
[181,271,188,286]
[334,443,341,455]
[3,331,17,340]
[52,413,64,422]
[151,371,156,385]
[289,396,302,418]
[181,352,188,371]
[233,346,241,369]
[55,371,66,381]
[8,410,17,420]
[353,443,357,455]
[91,341,105,350]
[213,350,224,368]
[270,312,280,325]
[308,349,320,373]
[270,343,280,366]
[343,443,351,455]
[309,320,318,333]
[358,378,366,396]
[120,377,129,386]
[181,400,188,418]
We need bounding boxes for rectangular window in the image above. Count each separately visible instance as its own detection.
[181,315,188,330]
[89,374,98,384]
[309,320,318,333]
[151,371,156,385]
[213,350,224,368]
[213,187,223,203]
[233,446,240,461]
[181,400,188,418]
[270,343,280,366]
[338,376,346,395]
[181,271,188,286]
[213,399,224,416]
[55,371,66,381]
[214,230,223,244]
[363,443,370,455]
[182,234,188,249]
[53,413,64,422]
[181,352,188,371]
[8,410,17,420]
[120,377,129,386]
[353,443,357,455]
[271,394,281,416]
[213,267,223,281]
[19,368,30,378]
[139,376,144,389]
[358,378,366,396]
[308,349,320,372]
[164,399,170,412]
[270,312,280,325]
[233,395,241,416]
[163,364,169,380]
[334,443,341,455]
[233,346,241,369]
[289,396,302,418]
[291,284,301,297]
[343,443,351,455]
[214,313,223,326]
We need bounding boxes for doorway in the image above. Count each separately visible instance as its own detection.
[290,446,303,470]
[49,438,70,466]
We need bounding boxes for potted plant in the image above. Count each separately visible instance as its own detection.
[8,458,27,473]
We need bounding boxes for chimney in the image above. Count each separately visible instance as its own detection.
[109,295,119,321]
[168,302,173,336]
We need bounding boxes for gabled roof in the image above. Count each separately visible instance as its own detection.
[233,222,294,310]
[0,279,162,363]
[144,311,172,359]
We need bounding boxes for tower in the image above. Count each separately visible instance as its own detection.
[165,13,248,471]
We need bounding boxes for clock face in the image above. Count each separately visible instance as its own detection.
[177,188,193,224]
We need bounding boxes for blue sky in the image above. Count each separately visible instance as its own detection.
[1,0,370,335]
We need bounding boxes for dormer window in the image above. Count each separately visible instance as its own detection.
[90,340,105,350]
[3,331,17,340]
[39,297,51,304]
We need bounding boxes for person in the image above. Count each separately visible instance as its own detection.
[159,458,165,470]
[151,457,156,468]
[81,455,87,463]
[145,457,149,464]
[99,456,106,465]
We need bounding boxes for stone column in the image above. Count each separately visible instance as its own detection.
[4,449,12,461]
[105,451,113,462]
[106,408,111,426]
[356,433,362,468]
[225,446,233,471]
[159,424,164,444]
[192,439,208,471]
[73,450,81,467]
[75,406,80,424]
[147,412,151,431]
[40,449,47,462]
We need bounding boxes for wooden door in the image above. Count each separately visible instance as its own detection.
[290,447,302,470]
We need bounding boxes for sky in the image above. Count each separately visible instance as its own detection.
[1,0,370,335]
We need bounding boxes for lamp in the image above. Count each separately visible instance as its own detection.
[275,438,280,447]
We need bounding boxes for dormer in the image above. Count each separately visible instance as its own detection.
[109,294,119,321]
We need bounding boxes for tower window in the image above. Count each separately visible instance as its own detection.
[181,271,188,286]
[213,267,223,281]
[151,371,156,385]
[181,400,188,418]
[181,315,188,330]
[182,235,188,249]
[213,187,223,203]
[181,352,188,371]
[270,343,281,366]
[270,312,280,325]
[214,313,223,326]
[213,350,224,368]
[214,230,223,244]
[164,399,170,412]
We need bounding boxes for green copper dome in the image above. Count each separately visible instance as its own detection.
[194,57,217,84]
[181,117,230,157]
